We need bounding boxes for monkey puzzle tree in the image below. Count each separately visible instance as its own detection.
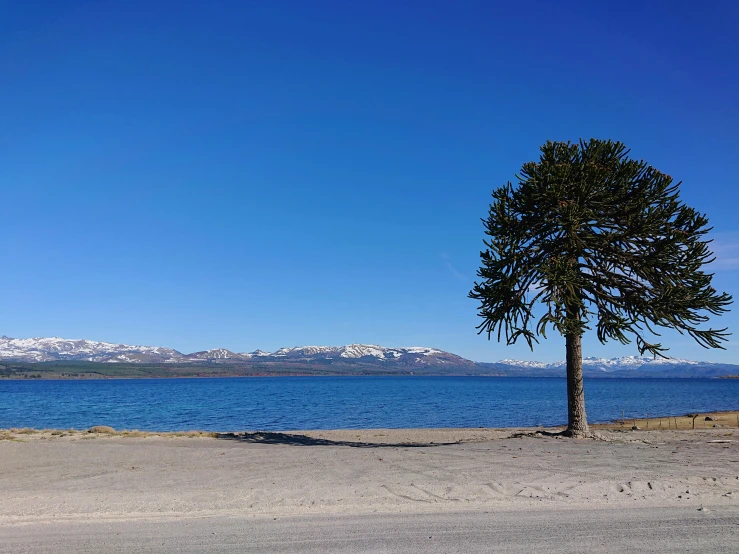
[469,139,732,437]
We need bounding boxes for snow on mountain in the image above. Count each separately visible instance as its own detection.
[184,348,246,361]
[0,336,458,366]
[271,346,339,357]
[497,359,548,369]
[0,336,183,363]
[246,350,272,357]
[404,347,443,355]
[495,356,710,372]
[337,344,432,359]
[340,344,390,359]
[263,344,453,364]
[264,344,445,361]
[583,355,699,367]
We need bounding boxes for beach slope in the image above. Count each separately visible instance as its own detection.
[1,425,737,552]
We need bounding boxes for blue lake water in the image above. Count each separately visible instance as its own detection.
[0,377,737,431]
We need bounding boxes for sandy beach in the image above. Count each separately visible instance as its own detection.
[1,419,738,552]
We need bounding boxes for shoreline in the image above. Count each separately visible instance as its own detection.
[3,410,738,441]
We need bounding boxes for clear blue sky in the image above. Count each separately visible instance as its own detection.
[2,0,738,363]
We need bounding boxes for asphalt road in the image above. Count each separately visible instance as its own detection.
[2,506,738,553]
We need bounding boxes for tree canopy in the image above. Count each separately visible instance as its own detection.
[470,138,732,358]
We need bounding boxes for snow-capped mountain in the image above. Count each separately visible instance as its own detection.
[184,349,249,362]
[0,336,465,367]
[497,356,702,372]
[268,344,445,360]
[483,355,735,378]
[497,359,548,369]
[257,344,468,368]
[0,336,735,377]
[0,336,183,363]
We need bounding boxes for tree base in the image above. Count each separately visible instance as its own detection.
[561,428,607,440]
[508,429,608,441]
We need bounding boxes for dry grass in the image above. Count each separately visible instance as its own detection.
[0,427,220,440]
[108,429,218,438]
[8,427,39,435]
[1,412,736,441]
[88,425,116,434]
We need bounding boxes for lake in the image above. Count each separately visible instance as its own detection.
[1,376,737,431]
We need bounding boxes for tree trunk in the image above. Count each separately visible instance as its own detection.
[565,333,589,437]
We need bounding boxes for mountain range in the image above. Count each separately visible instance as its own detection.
[1,335,737,378]
[0,336,459,364]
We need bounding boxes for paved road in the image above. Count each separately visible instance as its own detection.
[2,506,738,553]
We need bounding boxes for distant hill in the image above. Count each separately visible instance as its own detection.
[1,335,737,378]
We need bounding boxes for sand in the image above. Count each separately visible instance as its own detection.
[0,422,737,525]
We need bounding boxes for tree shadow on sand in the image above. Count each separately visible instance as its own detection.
[216,431,458,448]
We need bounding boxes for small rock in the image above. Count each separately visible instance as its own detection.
[705,416,715,421]
[697,505,709,513]
[631,425,640,431]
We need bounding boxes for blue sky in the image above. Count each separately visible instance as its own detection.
[1,0,738,363]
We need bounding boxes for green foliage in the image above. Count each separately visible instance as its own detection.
[470,139,732,356]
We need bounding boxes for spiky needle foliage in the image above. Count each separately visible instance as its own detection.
[470,139,732,356]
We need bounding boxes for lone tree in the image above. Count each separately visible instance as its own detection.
[470,139,732,437]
